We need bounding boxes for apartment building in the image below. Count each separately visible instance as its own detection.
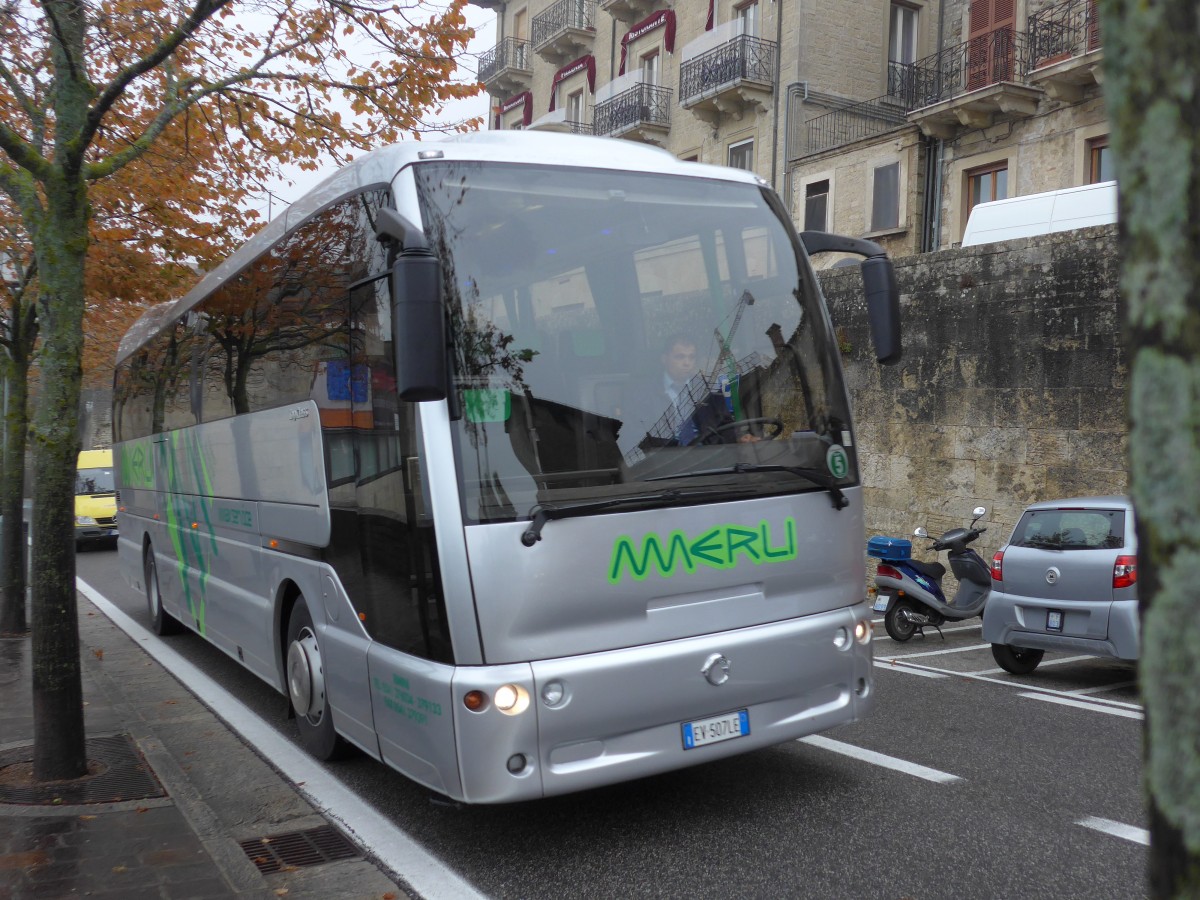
[471,0,1109,255]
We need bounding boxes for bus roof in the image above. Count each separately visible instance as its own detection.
[116,132,763,365]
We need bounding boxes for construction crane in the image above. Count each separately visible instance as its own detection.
[709,290,755,383]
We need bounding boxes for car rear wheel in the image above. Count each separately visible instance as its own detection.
[884,599,919,642]
[991,643,1044,675]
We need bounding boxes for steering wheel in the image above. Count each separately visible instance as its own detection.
[704,417,785,443]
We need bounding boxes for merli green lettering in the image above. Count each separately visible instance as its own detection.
[609,518,798,583]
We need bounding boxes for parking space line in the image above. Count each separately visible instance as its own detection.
[872,621,981,638]
[1019,692,1144,720]
[882,659,1145,711]
[881,643,991,661]
[872,659,947,678]
[1069,681,1138,696]
[1077,816,1149,846]
[798,735,962,784]
[970,654,1095,676]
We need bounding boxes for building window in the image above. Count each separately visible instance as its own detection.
[871,162,901,231]
[728,140,754,171]
[641,50,660,86]
[737,1,760,38]
[1088,136,1113,183]
[889,3,918,64]
[567,89,585,124]
[513,7,527,40]
[805,180,830,232]
[967,162,1007,211]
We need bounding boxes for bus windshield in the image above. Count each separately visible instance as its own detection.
[412,162,855,524]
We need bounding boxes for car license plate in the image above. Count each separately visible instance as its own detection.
[681,710,749,750]
[1047,609,1063,632]
[872,594,891,613]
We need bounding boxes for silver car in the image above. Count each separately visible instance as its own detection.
[982,496,1138,674]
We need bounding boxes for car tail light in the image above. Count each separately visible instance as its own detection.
[875,564,902,580]
[990,550,1004,581]
[1113,555,1137,589]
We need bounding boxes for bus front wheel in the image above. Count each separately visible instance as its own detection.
[286,599,349,760]
[144,546,180,636]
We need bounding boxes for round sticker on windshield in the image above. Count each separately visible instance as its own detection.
[826,445,849,479]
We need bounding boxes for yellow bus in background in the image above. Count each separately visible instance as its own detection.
[76,449,118,550]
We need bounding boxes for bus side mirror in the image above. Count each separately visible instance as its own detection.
[799,231,903,366]
[391,252,448,402]
[860,256,902,365]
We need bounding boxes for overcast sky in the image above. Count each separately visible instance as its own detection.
[246,3,496,222]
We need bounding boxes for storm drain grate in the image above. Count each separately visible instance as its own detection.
[239,825,361,874]
[0,734,166,805]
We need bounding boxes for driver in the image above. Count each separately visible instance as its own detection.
[630,335,760,446]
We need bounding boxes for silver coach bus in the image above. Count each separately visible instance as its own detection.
[113,132,902,803]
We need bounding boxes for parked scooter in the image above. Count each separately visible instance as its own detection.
[868,507,991,642]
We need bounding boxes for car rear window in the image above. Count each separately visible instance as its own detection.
[1010,508,1125,550]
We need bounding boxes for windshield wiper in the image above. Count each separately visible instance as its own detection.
[520,487,752,546]
[646,464,850,511]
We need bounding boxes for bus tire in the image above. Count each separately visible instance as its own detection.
[144,545,181,636]
[991,643,1044,675]
[286,599,349,761]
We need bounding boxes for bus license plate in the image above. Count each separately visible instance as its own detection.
[682,710,749,750]
[872,593,891,613]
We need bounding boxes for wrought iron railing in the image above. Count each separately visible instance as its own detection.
[593,83,671,135]
[479,38,531,84]
[532,0,595,51]
[564,120,593,135]
[1027,0,1100,70]
[805,95,909,155]
[894,27,1029,110]
[679,35,776,106]
[887,61,914,101]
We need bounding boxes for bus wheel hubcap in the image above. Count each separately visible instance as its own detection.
[287,628,324,721]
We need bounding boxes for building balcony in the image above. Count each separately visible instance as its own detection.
[593,78,671,144]
[528,108,594,134]
[804,94,909,157]
[533,0,596,63]
[479,38,533,97]
[896,27,1043,139]
[1025,0,1103,101]
[679,26,775,125]
[598,0,658,25]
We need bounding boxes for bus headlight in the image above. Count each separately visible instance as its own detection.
[76,515,97,526]
[854,619,872,645]
[494,683,530,716]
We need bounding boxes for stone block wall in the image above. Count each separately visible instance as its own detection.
[820,223,1126,565]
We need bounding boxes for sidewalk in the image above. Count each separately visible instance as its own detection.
[0,591,408,899]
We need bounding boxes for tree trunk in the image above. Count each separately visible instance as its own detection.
[29,172,89,781]
[0,351,30,636]
[1099,0,1200,894]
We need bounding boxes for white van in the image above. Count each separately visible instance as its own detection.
[961,180,1117,247]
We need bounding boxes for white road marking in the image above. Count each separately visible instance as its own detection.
[1069,681,1138,696]
[799,735,962,784]
[78,579,488,900]
[1077,816,1150,846]
[882,659,1145,711]
[970,654,1095,676]
[872,659,947,678]
[873,622,982,641]
[881,642,991,661]
[1019,692,1144,720]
